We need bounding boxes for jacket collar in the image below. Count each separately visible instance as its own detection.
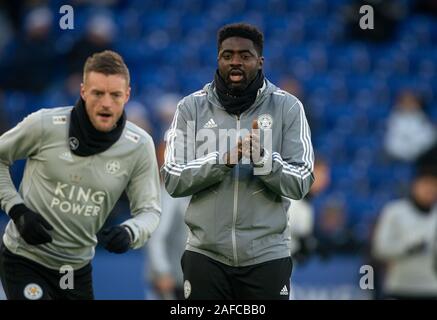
[204,79,278,115]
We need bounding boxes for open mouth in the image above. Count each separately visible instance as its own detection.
[229,70,244,83]
[97,112,113,120]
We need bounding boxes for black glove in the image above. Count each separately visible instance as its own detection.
[9,204,53,245]
[98,225,132,254]
[293,236,317,265]
[405,240,427,256]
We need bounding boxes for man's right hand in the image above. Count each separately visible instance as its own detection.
[9,204,53,245]
[223,137,242,167]
[405,240,427,256]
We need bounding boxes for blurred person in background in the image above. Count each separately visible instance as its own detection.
[65,12,116,77]
[417,142,437,175]
[147,188,189,300]
[62,12,116,101]
[315,198,363,259]
[0,6,57,93]
[288,157,331,264]
[279,76,319,137]
[343,0,407,42]
[154,94,183,167]
[147,93,190,300]
[0,50,161,300]
[384,89,436,163]
[125,100,153,136]
[278,77,304,103]
[372,168,437,299]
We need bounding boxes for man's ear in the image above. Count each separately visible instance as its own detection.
[125,86,131,104]
[258,56,264,70]
[80,83,85,100]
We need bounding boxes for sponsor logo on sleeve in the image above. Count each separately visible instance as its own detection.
[125,130,140,143]
[53,115,67,125]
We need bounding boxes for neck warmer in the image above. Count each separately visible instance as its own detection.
[68,98,126,156]
[409,193,433,215]
[214,69,265,115]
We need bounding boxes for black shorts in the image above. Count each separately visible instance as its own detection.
[181,250,293,300]
[0,242,94,300]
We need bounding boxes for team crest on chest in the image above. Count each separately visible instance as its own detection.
[257,114,273,130]
[105,160,121,175]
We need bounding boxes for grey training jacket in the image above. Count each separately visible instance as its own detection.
[0,107,161,270]
[162,80,314,267]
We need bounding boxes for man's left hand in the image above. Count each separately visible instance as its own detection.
[242,119,263,163]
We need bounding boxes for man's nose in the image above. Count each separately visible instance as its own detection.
[101,93,112,107]
[230,55,243,66]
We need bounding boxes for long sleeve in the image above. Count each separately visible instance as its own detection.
[147,188,185,276]
[147,195,173,275]
[122,134,161,249]
[161,100,232,197]
[372,204,422,260]
[256,98,314,200]
[0,110,43,214]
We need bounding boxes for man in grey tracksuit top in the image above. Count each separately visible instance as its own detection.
[0,51,161,300]
[162,23,314,300]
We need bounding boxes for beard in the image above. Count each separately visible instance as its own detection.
[225,74,247,92]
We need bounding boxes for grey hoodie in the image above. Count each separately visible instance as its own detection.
[162,80,314,267]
